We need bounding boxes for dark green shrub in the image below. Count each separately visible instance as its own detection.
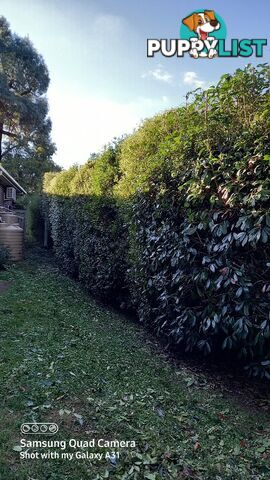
[0,245,10,269]
[48,197,78,277]
[26,194,44,244]
[129,192,270,378]
[48,195,129,304]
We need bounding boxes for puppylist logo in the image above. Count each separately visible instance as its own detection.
[147,9,267,59]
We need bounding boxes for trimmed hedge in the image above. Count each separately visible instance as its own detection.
[48,195,128,303]
[44,65,270,378]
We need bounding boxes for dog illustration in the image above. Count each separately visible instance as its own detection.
[182,10,220,58]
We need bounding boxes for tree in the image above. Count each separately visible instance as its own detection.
[1,134,60,193]
[0,15,56,186]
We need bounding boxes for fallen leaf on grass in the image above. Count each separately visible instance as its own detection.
[74,413,84,426]
[155,405,165,417]
[13,445,22,452]
[59,409,71,416]
[144,474,157,480]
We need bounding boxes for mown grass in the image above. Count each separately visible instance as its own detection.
[0,250,269,480]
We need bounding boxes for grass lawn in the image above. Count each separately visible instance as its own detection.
[0,250,269,480]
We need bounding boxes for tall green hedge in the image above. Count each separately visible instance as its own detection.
[44,65,270,378]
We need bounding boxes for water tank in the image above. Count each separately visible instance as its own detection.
[0,212,19,225]
[0,223,24,261]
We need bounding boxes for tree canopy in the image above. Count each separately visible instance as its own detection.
[0,16,58,191]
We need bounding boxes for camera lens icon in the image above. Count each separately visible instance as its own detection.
[49,424,58,433]
[20,423,58,435]
[39,424,48,433]
[21,424,31,434]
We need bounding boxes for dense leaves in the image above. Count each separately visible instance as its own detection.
[44,65,270,378]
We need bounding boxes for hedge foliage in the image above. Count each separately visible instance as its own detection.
[44,65,270,378]
[26,194,45,244]
[0,245,10,269]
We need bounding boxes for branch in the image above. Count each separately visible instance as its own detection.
[0,143,18,158]
[19,89,32,96]
[0,128,18,138]
[7,80,32,97]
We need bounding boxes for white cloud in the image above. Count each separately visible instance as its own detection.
[48,86,169,168]
[183,71,207,89]
[142,65,173,84]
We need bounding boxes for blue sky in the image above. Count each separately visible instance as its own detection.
[1,0,269,167]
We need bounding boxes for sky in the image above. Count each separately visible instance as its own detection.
[1,0,270,168]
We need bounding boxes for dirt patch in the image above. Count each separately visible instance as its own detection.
[0,281,12,295]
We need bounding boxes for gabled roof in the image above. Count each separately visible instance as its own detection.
[0,165,27,194]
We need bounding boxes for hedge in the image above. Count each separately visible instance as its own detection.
[0,245,10,269]
[44,65,270,379]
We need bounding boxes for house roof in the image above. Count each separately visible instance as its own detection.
[0,165,27,194]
